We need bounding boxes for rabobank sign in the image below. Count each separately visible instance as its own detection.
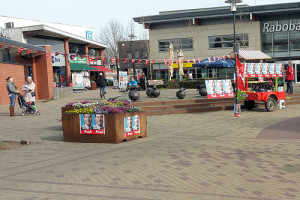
[262,20,300,33]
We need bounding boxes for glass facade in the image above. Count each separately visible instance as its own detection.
[158,38,193,52]
[261,19,300,56]
[209,34,249,49]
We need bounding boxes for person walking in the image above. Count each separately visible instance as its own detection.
[96,72,107,99]
[6,76,19,116]
[22,76,36,104]
[285,61,295,94]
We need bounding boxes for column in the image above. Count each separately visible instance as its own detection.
[64,38,71,86]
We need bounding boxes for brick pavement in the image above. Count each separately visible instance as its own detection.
[0,87,299,200]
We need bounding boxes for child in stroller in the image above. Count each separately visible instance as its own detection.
[17,93,40,116]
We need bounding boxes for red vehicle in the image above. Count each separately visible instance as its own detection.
[243,75,285,112]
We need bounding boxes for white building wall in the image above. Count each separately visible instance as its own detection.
[0,15,94,39]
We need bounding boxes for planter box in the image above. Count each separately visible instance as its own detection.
[62,111,147,143]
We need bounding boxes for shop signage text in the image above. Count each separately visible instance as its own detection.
[0,27,11,38]
[52,53,66,66]
[263,21,300,33]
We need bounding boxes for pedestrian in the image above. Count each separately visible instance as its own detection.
[285,61,295,94]
[96,72,107,99]
[6,76,19,116]
[22,76,36,105]
[128,76,137,86]
[139,73,146,90]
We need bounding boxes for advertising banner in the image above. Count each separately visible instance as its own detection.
[119,71,128,91]
[80,114,105,135]
[72,73,84,90]
[124,115,140,137]
[205,79,234,99]
[245,63,283,77]
[52,53,66,66]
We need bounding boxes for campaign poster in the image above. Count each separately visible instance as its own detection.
[205,80,216,96]
[80,114,105,135]
[72,73,84,90]
[255,63,263,75]
[223,79,234,97]
[269,63,276,75]
[276,63,284,75]
[247,63,256,75]
[262,63,269,75]
[215,80,224,95]
[124,115,140,137]
[234,104,241,117]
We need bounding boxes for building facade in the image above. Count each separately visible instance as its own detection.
[134,2,300,82]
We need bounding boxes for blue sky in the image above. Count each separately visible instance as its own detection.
[1,0,299,36]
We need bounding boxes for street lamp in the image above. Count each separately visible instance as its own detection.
[225,0,242,111]
[129,34,136,80]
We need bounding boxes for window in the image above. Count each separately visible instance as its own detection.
[209,34,249,49]
[273,33,288,52]
[134,50,140,59]
[5,22,14,29]
[290,32,300,51]
[261,34,272,52]
[158,38,193,52]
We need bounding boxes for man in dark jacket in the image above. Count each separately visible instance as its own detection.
[96,72,107,99]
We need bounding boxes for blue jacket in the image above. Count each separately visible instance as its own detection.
[128,80,137,86]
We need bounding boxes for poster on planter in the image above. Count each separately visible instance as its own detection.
[245,63,283,77]
[205,79,233,99]
[124,115,140,137]
[80,114,105,135]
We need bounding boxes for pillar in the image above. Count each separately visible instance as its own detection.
[64,38,71,86]
[33,45,53,100]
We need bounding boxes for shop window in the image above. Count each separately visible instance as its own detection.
[262,34,272,52]
[209,34,249,49]
[158,38,193,52]
[273,33,288,52]
[290,32,300,51]
[134,50,140,59]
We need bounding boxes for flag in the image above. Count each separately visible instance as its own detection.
[124,59,128,63]
[138,59,142,64]
[146,59,149,65]
[36,50,41,56]
[117,58,122,62]
[151,59,155,65]
[198,58,201,64]
[208,57,211,62]
[223,55,226,61]
[164,59,168,66]
[192,58,196,63]
[46,51,51,58]
[111,57,116,64]
[187,59,190,63]
[131,59,135,64]
[80,55,86,59]
[27,49,33,54]
[55,52,60,56]
[18,48,24,54]
[217,56,220,62]
[236,58,246,91]
[176,59,178,65]
[213,57,216,62]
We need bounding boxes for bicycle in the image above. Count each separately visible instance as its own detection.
[100,87,106,99]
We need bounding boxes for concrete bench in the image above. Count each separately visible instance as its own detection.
[147,80,165,88]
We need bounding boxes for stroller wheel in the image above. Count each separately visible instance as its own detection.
[36,111,40,115]
[21,113,25,116]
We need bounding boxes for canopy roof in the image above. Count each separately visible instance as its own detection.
[70,63,98,71]
[228,50,272,60]
[193,58,235,68]
[89,66,114,73]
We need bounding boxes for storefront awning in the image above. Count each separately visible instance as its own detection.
[70,63,98,71]
[89,66,114,73]
[193,59,235,68]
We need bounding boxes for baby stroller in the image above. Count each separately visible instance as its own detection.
[18,94,40,116]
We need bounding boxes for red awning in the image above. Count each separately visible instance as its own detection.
[90,66,114,73]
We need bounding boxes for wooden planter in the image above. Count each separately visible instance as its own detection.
[62,111,147,143]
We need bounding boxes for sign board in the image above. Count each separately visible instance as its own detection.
[89,59,102,66]
[52,53,66,66]
[86,31,94,40]
[119,71,128,91]
[72,73,84,90]
[262,20,300,33]
[69,55,87,64]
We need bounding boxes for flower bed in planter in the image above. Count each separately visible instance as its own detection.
[62,101,146,143]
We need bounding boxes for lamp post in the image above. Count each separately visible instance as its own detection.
[129,34,136,80]
[225,0,242,110]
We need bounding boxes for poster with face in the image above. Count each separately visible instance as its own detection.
[205,80,216,95]
[255,63,263,75]
[247,63,256,75]
[269,63,276,75]
[262,63,270,75]
[124,115,140,137]
[234,104,241,117]
[215,80,224,94]
[80,114,105,134]
[223,79,233,94]
[276,63,283,75]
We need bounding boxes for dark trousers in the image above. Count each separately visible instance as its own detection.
[286,80,293,94]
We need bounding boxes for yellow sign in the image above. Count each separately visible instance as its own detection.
[171,62,194,68]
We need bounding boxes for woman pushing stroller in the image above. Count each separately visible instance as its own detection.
[22,76,36,105]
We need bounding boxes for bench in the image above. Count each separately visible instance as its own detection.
[147,80,166,88]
